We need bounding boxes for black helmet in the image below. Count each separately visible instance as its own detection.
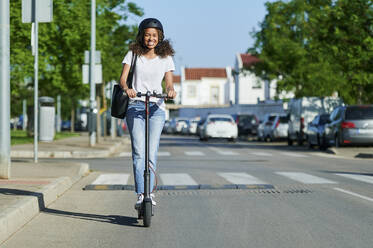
[138,18,164,34]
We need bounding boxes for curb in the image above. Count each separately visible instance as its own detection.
[0,163,90,245]
[10,138,130,159]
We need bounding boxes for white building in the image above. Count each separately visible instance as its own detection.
[234,53,294,104]
[172,75,181,104]
[180,67,232,106]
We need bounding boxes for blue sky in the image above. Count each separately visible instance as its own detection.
[128,0,272,74]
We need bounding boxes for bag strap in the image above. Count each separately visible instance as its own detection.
[127,52,137,89]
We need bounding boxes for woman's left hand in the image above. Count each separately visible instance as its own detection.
[166,88,177,99]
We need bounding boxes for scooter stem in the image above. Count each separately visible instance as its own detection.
[144,91,151,199]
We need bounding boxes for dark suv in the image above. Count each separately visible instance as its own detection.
[232,114,259,137]
[324,105,373,147]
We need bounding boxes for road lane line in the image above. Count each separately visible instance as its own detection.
[119,152,132,157]
[280,152,308,158]
[218,172,267,185]
[208,147,239,156]
[333,187,373,203]
[184,151,205,156]
[335,174,373,184]
[158,151,171,156]
[249,152,273,157]
[92,174,130,185]
[160,173,198,185]
[276,172,337,184]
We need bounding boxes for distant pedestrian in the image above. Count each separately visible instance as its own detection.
[119,18,176,209]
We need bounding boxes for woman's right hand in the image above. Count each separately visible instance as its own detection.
[125,88,137,98]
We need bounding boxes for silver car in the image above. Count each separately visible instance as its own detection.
[324,105,373,147]
[263,114,289,141]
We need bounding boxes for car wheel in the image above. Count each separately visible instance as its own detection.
[307,136,314,149]
[297,133,304,146]
[287,134,293,146]
[319,134,327,150]
[335,134,340,148]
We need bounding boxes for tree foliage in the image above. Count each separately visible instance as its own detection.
[248,0,373,104]
[10,0,143,118]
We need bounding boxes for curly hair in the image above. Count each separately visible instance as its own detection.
[129,29,175,58]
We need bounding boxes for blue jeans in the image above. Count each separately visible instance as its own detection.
[126,101,165,194]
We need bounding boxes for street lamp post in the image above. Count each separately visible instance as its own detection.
[0,0,11,179]
[89,0,96,146]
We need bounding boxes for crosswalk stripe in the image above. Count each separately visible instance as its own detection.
[280,152,308,158]
[92,174,130,185]
[158,151,171,156]
[276,172,337,184]
[249,152,273,157]
[119,152,132,157]
[336,174,373,184]
[160,173,198,185]
[208,147,239,156]
[218,172,267,185]
[184,151,205,156]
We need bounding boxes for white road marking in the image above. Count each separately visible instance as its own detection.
[249,152,273,157]
[208,147,239,155]
[276,172,337,184]
[280,152,308,158]
[92,174,130,185]
[158,151,171,156]
[218,172,267,185]
[160,173,198,185]
[184,151,205,156]
[119,152,132,157]
[334,188,373,203]
[336,174,373,184]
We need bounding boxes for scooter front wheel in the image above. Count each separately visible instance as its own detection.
[143,201,152,227]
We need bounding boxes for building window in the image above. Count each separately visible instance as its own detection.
[187,85,196,98]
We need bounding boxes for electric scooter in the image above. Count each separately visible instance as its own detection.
[136,91,167,227]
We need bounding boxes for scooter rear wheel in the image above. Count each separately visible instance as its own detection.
[143,201,152,227]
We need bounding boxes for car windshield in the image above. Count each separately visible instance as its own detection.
[279,116,288,123]
[319,114,330,124]
[268,116,276,121]
[345,106,373,120]
[209,117,232,122]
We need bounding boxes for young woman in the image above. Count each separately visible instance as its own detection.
[119,18,176,209]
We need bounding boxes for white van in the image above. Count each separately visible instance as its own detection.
[287,97,343,146]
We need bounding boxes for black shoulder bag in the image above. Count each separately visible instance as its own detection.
[111,53,137,119]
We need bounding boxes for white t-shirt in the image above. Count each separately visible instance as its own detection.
[122,50,175,109]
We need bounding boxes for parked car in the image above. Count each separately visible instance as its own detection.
[324,105,373,147]
[199,114,238,141]
[257,113,278,141]
[163,120,171,134]
[232,114,259,137]
[188,118,200,135]
[287,97,343,146]
[174,118,189,134]
[263,114,289,141]
[306,114,330,150]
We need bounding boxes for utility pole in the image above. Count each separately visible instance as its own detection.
[0,0,11,179]
[89,0,96,146]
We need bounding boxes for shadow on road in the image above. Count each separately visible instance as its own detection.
[43,208,140,227]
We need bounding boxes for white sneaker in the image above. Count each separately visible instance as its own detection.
[134,194,144,210]
[150,193,157,206]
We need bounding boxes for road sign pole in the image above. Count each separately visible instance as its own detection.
[33,0,39,162]
[0,0,11,179]
[89,0,96,146]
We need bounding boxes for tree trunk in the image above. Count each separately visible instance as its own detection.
[70,108,75,132]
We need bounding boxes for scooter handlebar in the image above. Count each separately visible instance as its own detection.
[136,91,168,99]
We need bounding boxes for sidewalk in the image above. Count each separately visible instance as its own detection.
[0,133,131,244]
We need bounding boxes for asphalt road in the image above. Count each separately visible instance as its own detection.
[3,135,373,248]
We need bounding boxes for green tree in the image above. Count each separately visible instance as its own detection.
[248,0,373,104]
[10,0,143,120]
